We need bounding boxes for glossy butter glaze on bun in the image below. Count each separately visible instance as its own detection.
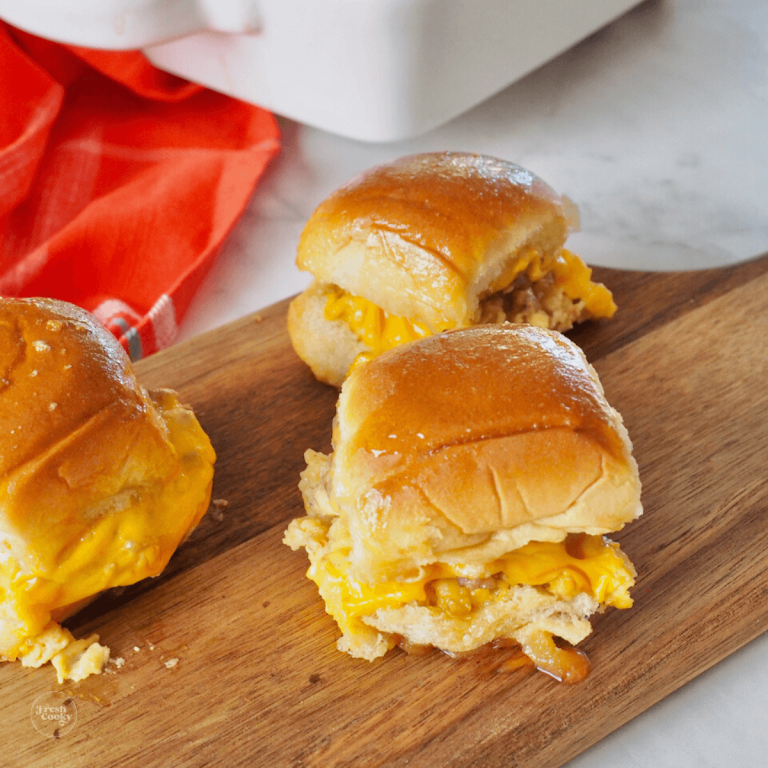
[0,298,216,682]
[285,325,641,681]
[288,152,617,386]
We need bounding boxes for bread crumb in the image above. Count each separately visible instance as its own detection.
[110,657,125,668]
[30,369,38,377]
[48,402,58,411]
[133,646,141,652]
[253,314,263,323]
[33,340,51,352]
[164,658,179,669]
[148,643,155,651]
[210,498,229,522]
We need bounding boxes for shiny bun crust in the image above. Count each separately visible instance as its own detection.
[295,152,569,330]
[2,298,157,486]
[0,298,215,662]
[330,325,641,582]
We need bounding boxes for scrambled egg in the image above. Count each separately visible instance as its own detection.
[297,516,634,648]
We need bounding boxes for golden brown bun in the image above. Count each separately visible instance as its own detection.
[318,324,641,583]
[286,281,366,387]
[295,152,569,330]
[1,299,173,507]
[0,298,215,675]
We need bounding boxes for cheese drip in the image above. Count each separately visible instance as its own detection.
[307,533,635,639]
[323,248,615,360]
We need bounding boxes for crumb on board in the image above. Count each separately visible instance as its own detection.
[210,498,229,522]
[133,646,141,652]
[253,314,263,323]
[164,658,179,669]
[104,655,126,675]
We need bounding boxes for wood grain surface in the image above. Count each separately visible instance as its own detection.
[3,255,768,768]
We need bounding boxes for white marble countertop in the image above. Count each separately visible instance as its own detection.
[177,0,768,343]
[175,0,768,765]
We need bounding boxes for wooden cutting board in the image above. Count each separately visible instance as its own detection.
[4,255,768,768]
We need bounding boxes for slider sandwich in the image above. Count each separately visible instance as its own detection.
[0,298,215,682]
[284,324,642,681]
[288,152,616,386]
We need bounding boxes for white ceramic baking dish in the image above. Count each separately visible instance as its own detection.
[0,0,644,141]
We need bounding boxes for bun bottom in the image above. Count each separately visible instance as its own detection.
[287,282,367,387]
[348,586,597,663]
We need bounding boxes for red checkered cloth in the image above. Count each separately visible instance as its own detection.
[0,22,281,359]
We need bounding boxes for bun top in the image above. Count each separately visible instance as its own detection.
[330,325,642,582]
[296,152,570,329]
[0,298,146,482]
[0,298,215,655]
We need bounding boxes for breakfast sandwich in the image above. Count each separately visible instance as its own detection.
[284,324,641,682]
[288,151,616,386]
[0,298,216,682]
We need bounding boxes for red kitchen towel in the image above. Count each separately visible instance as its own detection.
[0,22,281,359]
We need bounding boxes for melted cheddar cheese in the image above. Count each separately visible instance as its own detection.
[0,390,215,682]
[323,249,616,362]
[306,533,634,640]
[554,250,617,318]
[324,285,435,360]
[485,246,551,294]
